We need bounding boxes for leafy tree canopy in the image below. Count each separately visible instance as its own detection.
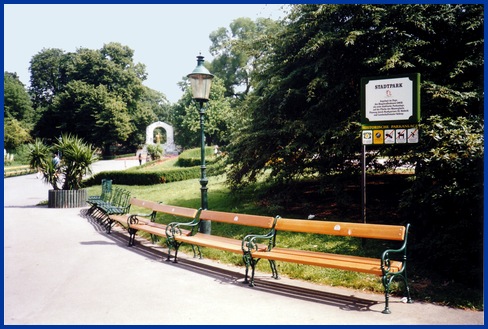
[225,4,483,187]
[4,72,35,123]
[29,42,166,154]
[220,4,483,288]
[173,76,233,149]
[209,16,282,98]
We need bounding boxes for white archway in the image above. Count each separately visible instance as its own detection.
[145,121,177,154]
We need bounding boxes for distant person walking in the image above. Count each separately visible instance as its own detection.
[138,153,142,165]
[52,154,60,169]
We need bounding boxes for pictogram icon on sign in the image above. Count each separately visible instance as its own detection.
[407,128,419,143]
[396,129,406,143]
[373,130,384,144]
[384,130,395,144]
[362,130,373,145]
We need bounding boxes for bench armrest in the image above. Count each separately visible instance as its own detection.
[165,218,200,237]
[165,208,203,237]
[127,212,155,225]
[381,223,410,275]
[242,230,276,253]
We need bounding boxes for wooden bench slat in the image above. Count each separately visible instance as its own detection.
[268,247,405,271]
[199,210,275,229]
[174,233,269,252]
[129,198,159,209]
[174,234,247,254]
[251,249,402,275]
[152,203,199,218]
[108,215,130,226]
[275,218,406,241]
[105,197,155,233]
[130,222,191,236]
[125,203,198,247]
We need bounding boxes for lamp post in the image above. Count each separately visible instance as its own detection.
[187,54,214,234]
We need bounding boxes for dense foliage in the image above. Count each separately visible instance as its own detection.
[84,148,219,186]
[225,4,483,187]
[4,73,35,149]
[84,167,202,186]
[217,4,483,289]
[172,76,233,148]
[27,43,169,154]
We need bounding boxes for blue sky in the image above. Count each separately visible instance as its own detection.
[4,4,287,103]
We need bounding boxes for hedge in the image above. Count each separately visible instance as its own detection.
[83,164,223,186]
[176,147,215,168]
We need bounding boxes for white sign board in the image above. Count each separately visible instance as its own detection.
[364,76,413,122]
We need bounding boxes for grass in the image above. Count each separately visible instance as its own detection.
[85,163,484,312]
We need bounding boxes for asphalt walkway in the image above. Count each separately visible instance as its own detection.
[3,159,484,325]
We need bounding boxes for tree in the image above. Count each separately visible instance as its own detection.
[30,43,163,155]
[224,4,483,288]
[173,76,233,149]
[400,115,483,287]
[226,4,483,187]
[209,17,282,98]
[4,72,35,150]
[50,81,133,154]
[29,48,69,108]
[4,72,35,123]
[4,117,32,150]
[66,43,146,107]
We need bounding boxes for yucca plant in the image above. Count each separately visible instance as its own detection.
[28,134,98,190]
[57,134,97,190]
[29,138,62,190]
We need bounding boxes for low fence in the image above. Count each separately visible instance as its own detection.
[48,189,88,208]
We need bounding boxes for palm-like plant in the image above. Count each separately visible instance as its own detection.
[28,134,97,190]
[29,138,62,190]
[58,134,97,190]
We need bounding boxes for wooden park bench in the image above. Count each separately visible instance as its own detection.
[243,218,412,314]
[105,197,159,234]
[165,209,278,283]
[126,203,199,248]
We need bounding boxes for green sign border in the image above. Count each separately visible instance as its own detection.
[360,73,420,126]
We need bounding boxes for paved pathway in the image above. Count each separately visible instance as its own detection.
[3,160,484,324]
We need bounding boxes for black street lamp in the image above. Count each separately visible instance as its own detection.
[187,54,214,234]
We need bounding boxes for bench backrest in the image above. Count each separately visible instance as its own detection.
[116,189,132,208]
[199,210,276,229]
[275,218,406,241]
[109,187,123,204]
[129,197,159,209]
[152,203,200,219]
[100,179,112,200]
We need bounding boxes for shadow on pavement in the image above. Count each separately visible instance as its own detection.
[78,207,379,314]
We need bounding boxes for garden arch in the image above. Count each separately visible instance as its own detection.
[145,121,177,154]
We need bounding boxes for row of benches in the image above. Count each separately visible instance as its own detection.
[89,196,412,314]
[86,180,132,230]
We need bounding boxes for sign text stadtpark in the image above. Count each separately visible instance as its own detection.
[360,73,420,145]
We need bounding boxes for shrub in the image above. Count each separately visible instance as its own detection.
[400,115,483,288]
[176,146,215,167]
[147,144,164,160]
[83,167,202,186]
[28,134,97,190]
